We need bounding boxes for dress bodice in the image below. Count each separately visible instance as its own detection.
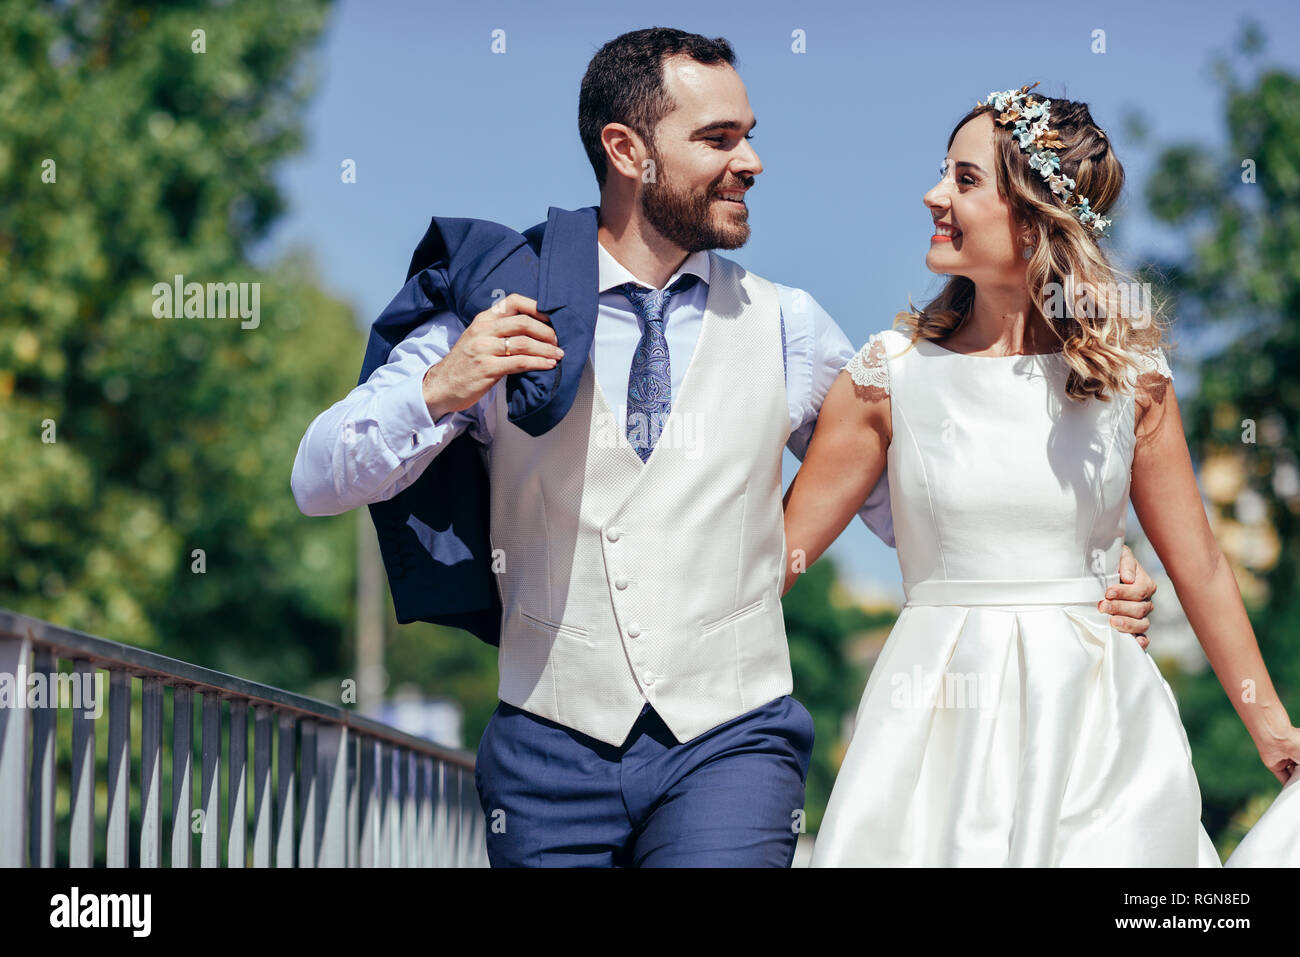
[847,329,1173,591]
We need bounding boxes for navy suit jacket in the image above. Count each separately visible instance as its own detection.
[359,206,601,646]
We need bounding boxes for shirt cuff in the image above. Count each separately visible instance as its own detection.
[378,367,464,461]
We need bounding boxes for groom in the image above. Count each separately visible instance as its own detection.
[291,27,1158,866]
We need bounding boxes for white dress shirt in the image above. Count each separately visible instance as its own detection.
[290,242,894,545]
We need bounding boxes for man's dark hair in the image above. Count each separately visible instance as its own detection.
[578,27,736,188]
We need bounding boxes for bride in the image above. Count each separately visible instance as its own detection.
[782,84,1300,867]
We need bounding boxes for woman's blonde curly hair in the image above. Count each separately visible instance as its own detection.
[894,94,1174,403]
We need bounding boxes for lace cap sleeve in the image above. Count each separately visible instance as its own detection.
[1133,347,1173,419]
[1138,348,1180,429]
[1135,348,1173,383]
[845,333,890,401]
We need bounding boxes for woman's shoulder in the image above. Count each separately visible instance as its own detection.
[870,328,914,352]
[844,329,912,398]
[1128,345,1175,431]
[1131,347,1174,384]
[850,327,913,359]
[1123,343,1175,401]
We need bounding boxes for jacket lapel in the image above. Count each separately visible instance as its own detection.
[510,205,600,436]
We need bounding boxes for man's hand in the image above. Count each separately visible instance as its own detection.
[422,294,564,421]
[1101,544,1157,650]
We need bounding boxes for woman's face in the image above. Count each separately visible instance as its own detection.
[923,113,1024,284]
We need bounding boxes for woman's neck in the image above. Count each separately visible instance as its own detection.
[944,286,1058,356]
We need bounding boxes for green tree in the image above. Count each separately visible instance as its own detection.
[0,0,361,693]
[1143,24,1300,845]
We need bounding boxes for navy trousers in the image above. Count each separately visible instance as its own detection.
[473,694,815,867]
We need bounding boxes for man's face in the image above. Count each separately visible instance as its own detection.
[637,56,762,252]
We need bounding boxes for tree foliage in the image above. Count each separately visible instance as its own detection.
[1143,27,1300,844]
[0,0,362,691]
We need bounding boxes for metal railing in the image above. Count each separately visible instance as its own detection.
[0,609,487,867]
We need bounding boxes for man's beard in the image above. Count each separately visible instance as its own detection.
[640,151,751,253]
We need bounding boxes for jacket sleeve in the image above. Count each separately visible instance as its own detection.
[290,304,490,517]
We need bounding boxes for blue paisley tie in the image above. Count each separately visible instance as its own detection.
[618,274,699,462]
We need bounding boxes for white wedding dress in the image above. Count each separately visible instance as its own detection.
[809,328,1297,867]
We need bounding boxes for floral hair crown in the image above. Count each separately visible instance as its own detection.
[978,82,1111,236]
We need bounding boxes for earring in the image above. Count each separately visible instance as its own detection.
[1023,245,1035,260]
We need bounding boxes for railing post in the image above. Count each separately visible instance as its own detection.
[468,769,486,866]
[106,669,132,867]
[28,647,56,867]
[201,691,221,866]
[396,746,410,867]
[171,684,193,867]
[252,704,272,867]
[228,698,248,868]
[358,735,377,867]
[275,711,296,867]
[317,722,346,866]
[454,765,465,868]
[346,731,359,867]
[298,717,317,868]
[418,755,433,867]
[0,631,32,867]
[401,749,416,868]
[433,760,448,867]
[378,742,393,867]
[140,676,163,867]
[69,658,96,867]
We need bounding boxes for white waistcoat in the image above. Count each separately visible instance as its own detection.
[485,250,794,747]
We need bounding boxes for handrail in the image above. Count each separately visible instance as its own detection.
[0,608,487,867]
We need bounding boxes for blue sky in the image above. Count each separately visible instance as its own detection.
[262,0,1300,602]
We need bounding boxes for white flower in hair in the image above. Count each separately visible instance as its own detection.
[978,82,1111,236]
[1047,173,1075,198]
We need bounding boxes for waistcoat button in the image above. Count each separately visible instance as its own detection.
[627,622,641,638]
[615,577,628,590]
[606,527,622,542]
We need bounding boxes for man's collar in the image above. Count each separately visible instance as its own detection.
[597,241,710,294]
